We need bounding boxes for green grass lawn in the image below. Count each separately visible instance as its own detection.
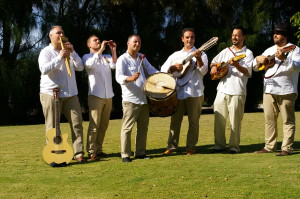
[1,112,300,199]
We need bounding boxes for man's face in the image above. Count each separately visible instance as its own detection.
[181,31,195,49]
[231,29,245,46]
[88,36,101,50]
[127,36,141,52]
[273,33,287,46]
[49,27,64,44]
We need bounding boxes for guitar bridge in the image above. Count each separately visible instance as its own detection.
[51,150,67,154]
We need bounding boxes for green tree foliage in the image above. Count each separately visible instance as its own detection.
[0,0,299,124]
[291,12,300,46]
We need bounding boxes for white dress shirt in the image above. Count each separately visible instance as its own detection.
[82,52,115,98]
[211,45,254,95]
[115,52,158,104]
[160,47,208,100]
[38,44,84,97]
[253,43,300,95]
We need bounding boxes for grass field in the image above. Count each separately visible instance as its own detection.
[1,112,300,199]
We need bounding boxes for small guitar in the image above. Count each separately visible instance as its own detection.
[257,44,296,71]
[43,88,74,165]
[211,54,246,80]
[169,37,218,78]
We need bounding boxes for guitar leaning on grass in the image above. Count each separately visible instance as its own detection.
[43,88,74,166]
[211,54,246,80]
[169,37,218,79]
[257,44,296,71]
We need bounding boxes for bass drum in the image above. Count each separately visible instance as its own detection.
[144,72,178,117]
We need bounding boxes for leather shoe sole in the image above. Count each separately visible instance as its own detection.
[276,151,292,156]
[162,149,176,155]
[255,148,272,154]
[75,156,87,163]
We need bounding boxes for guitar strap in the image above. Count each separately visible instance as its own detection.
[263,61,283,79]
[227,47,236,56]
[264,52,290,79]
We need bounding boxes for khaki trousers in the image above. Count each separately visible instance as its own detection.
[263,93,297,152]
[86,95,112,155]
[166,96,204,150]
[213,92,246,152]
[40,94,84,158]
[120,102,149,158]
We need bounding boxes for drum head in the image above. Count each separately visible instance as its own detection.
[144,72,176,100]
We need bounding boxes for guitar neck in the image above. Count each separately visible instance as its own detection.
[55,99,61,137]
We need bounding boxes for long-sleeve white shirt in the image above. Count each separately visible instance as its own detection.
[211,45,253,95]
[160,47,208,100]
[82,52,115,98]
[38,44,84,97]
[115,52,158,104]
[253,43,300,95]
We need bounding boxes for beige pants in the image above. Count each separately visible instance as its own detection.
[86,95,112,155]
[40,93,84,158]
[263,93,297,152]
[166,96,204,150]
[120,102,149,158]
[213,92,246,152]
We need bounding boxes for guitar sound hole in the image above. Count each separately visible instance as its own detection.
[53,136,62,144]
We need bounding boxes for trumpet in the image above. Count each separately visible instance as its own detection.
[59,36,72,77]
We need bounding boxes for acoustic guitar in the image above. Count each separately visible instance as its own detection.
[43,88,74,165]
[211,54,246,80]
[257,44,296,71]
[169,37,218,79]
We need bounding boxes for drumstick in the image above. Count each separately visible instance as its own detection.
[137,54,145,73]
[135,54,145,84]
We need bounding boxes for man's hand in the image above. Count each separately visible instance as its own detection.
[126,72,140,82]
[210,64,218,75]
[256,55,269,65]
[275,49,287,61]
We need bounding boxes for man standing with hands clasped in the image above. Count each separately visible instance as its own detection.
[254,22,300,156]
[82,35,117,161]
[116,34,158,163]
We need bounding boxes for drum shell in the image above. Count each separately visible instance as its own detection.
[144,73,178,117]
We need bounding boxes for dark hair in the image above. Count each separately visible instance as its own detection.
[127,34,141,42]
[232,26,247,35]
[181,28,195,37]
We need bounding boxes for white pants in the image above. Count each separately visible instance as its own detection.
[213,92,246,152]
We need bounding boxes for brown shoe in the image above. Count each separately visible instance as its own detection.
[89,154,100,161]
[186,148,196,155]
[276,151,292,156]
[255,148,272,154]
[162,149,175,155]
[75,156,87,163]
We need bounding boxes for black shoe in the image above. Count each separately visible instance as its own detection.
[122,157,131,163]
[210,149,226,153]
[135,155,152,159]
[97,152,108,157]
[229,150,238,154]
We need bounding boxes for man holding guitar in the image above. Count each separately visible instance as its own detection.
[161,28,208,155]
[39,26,86,163]
[210,26,254,154]
[254,23,300,156]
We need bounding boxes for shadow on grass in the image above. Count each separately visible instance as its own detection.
[145,141,300,158]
